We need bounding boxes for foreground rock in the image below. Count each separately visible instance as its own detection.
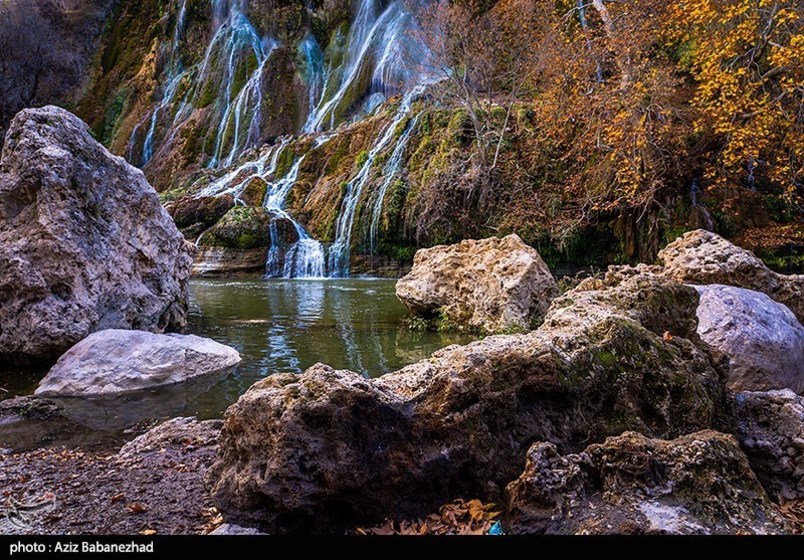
[660,229,804,322]
[396,234,559,333]
[734,390,804,502]
[505,430,786,534]
[193,207,298,276]
[0,106,193,364]
[694,285,804,393]
[35,330,240,397]
[208,270,726,533]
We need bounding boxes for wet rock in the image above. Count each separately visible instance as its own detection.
[0,106,194,364]
[505,430,786,534]
[396,234,559,333]
[239,177,268,207]
[171,194,235,229]
[119,417,222,457]
[659,229,804,322]
[193,207,299,276]
[694,285,804,393]
[208,270,726,533]
[35,329,240,397]
[734,390,804,502]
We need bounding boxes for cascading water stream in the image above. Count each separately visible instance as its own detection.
[327,86,424,277]
[263,157,327,278]
[369,114,419,257]
[198,0,277,168]
[304,0,425,133]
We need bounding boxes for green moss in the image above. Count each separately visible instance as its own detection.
[199,207,271,250]
[355,150,369,168]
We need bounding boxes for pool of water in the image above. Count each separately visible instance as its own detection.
[184,278,473,418]
[0,278,474,449]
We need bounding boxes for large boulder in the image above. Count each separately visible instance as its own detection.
[694,285,804,393]
[0,106,194,364]
[505,430,786,534]
[396,234,559,333]
[734,390,804,502]
[659,229,804,322]
[35,329,240,397]
[207,270,726,533]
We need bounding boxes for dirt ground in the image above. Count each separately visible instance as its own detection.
[0,418,223,535]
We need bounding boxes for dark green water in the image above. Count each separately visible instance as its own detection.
[185,278,473,418]
[0,279,473,449]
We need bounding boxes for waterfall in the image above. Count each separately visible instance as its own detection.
[263,157,326,279]
[327,86,424,276]
[130,0,189,166]
[369,113,419,257]
[141,72,186,165]
[304,0,426,133]
[197,1,277,168]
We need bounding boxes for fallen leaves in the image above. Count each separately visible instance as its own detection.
[357,499,502,536]
[780,499,804,533]
[110,493,126,504]
[126,503,148,514]
[663,331,674,342]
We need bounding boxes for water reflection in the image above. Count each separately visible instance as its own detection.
[186,278,474,418]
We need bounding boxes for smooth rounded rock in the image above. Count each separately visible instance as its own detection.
[694,285,804,393]
[35,329,241,397]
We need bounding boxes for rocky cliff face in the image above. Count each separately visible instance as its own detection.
[0,0,117,148]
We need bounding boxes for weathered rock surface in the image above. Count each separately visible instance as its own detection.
[171,194,234,229]
[208,270,726,533]
[119,416,222,457]
[396,234,559,333]
[660,229,804,322]
[192,246,272,276]
[734,390,804,502]
[35,329,240,396]
[505,430,786,534]
[0,106,194,364]
[239,177,268,207]
[694,285,804,393]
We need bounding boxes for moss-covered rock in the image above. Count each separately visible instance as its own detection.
[200,207,272,250]
[240,177,268,207]
[171,194,235,229]
[505,430,787,534]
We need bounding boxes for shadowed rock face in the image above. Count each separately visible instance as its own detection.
[0,106,194,364]
[659,229,804,323]
[694,285,804,393]
[505,430,787,535]
[396,234,560,333]
[734,390,804,503]
[207,269,728,533]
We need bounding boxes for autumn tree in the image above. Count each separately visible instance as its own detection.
[412,0,544,191]
[667,0,803,207]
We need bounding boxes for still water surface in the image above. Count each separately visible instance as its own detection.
[186,278,473,418]
[0,279,473,449]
